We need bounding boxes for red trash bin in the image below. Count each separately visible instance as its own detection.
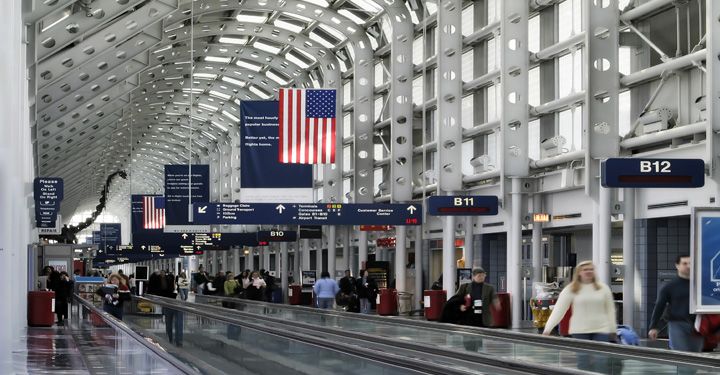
[423,290,446,321]
[289,285,302,305]
[28,291,55,327]
[377,288,398,316]
[491,292,511,328]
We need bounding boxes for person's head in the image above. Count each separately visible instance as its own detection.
[109,274,122,286]
[260,269,266,275]
[118,270,124,275]
[180,272,186,278]
[226,272,234,279]
[471,267,487,283]
[675,255,691,278]
[360,269,368,278]
[570,261,600,293]
[321,271,331,279]
[129,274,134,279]
[241,270,249,278]
[74,269,81,275]
[345,270,351,277]
[42,266,53,276]
[250,271,260,279]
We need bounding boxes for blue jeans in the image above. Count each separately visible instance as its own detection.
[360,298,371,314]
[178,288,188,301]
[572,333,610,372]
[317,297,334,309]
[668,321,704,352]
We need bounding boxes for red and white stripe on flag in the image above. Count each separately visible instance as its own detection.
[278,88,336,164]
[143,196,164,229]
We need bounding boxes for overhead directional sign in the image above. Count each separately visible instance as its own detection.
[601,158,704,188]
[33,177,64,228]
[428,196,499,216]
[192,203,423,226]
[132,231,259,256]
[257,230,297,242]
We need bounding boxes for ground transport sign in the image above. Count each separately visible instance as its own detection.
[427,196,499,216]
[601,158,704,188]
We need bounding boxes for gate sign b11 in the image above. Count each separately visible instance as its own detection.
[601,158,704,188]
[428,196,499,216]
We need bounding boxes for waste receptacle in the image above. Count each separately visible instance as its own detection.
[398,292,413,315]
[492,292,511,328]
[271,288,283,303]
[289,285,302,305]
[423,290,446,321]
[377,288,398,316]
[28,291,55,327]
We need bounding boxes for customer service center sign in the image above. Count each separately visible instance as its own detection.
[691,207,720,313]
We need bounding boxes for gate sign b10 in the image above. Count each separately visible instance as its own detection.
[601,158,704,188]
[428,196,499,216]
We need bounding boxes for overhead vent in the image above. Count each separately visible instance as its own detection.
[552,213,582,220]
[647,201,688,210]
[482,222,504,228]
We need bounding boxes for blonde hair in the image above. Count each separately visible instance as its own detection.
[569,260,601,293]
[108,274,123,284]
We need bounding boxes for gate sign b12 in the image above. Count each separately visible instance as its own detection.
[601,158,704,188]
[428,196,499,216]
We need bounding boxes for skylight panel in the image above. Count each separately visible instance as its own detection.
[249,85,271,99]
[302,0,329,6]
[309,31,335,48]
[349,0,383,13]
[236,12,268,24]
[193,73,217,80]
[219,37,248,45]
[274,19,304,33]
[209,90,231,100]
[286,52,310,69]
[221,76,247,87]
[198,103,218,112]
[153,45,172,54]
[318,24,347,42]
[222,110,240,123]
[236,59,262,72]
[284,13,313,23]
[339,9,366,25]
[254,41,283,55]
[266,70,289,85]
[205,56,231,63]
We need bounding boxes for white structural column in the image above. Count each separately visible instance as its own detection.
[247,250,254,271]
[708,2,720,191]
[342,227,350,272]
[414,228,423,311]
[302,239,310,271]
[501,0,530,328]
[233,248,240,274]
[623,188,635,326]
[0,1,33,364]
[436,0,463,297]
[315,241,322,274]
[532,194,543,283]
[395,226,407,292]
[189,255,199,273]
[281,241,288,302]
[464,216,474,267]
[358,231,368,271]
[221,251,228,273]
[597,183,612,285]
[263,249,270,271]
[327,226,336,277]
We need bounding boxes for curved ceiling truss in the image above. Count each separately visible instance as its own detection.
[30,0,392,219]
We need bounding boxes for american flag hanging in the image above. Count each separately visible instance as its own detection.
[143,196,165,229]
[278,88,337,164]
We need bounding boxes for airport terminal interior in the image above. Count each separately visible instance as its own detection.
[2,0,720,373]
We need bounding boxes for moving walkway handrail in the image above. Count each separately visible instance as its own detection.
[142,295,589,375]
[193,293,720,371]
[73,294,199,375]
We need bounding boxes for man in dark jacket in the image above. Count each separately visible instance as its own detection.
[453,267,500,351]
[194,266,210,295]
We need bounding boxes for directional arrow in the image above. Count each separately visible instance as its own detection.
[141,246,146,250]
[181,233,188,239]
[407,205,417,214]
[198,206,207,214]
[276,204,286,214]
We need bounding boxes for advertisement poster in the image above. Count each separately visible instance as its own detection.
[692,208,720,312]
[164,164,210,232]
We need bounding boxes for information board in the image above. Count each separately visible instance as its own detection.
[164,164,210,225]
[602,158,704,188]
[692,207,720,313]
[33,177,63,228]
[428,196,499,216]
[100,223,121,251]
[192,202,422,226]
[132,231,259,256]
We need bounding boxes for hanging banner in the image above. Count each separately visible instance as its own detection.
[164,164,211,232]
[239,100,313,203]
[33,177,63,228]
[692,207,720,313]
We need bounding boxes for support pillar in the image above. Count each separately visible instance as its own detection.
[414,228,423,311]
[395,226,407,292]
[623,188,635,326]
[221,251,228,273]
[281,241,289,302]
[342,226,350,272]
[509,178,523,328]
[597,183,612,285]
[442,216,457,297]
[358,231,368,271]
[464,216,474,267]
[315,241,323,275]
[328,226,336,278]
[302,239,310,271]
[233,248,240,274]
[263,249,270,271]
[532,194,543,284]
[247,250,255,271]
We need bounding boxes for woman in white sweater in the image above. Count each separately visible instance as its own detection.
[542,261,616,371]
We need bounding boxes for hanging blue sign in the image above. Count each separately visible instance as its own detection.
[132,231,259,256]
[100,223,122,252]
[692,208,720,313]
[192,202,423,226]
[428,196,499,216]
[601,158,704,188]
[92,231,102,245]
[164,165,209,225]
[33,177,64,228]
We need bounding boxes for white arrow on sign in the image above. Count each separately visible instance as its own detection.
[407,205,417,214]
[197,206,207,214]
[276,204,286,214]
[141,246,146,250]
[181,233,188,239]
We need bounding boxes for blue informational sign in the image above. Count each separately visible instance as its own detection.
[100,223,122,251]
[192,202,423,226]
[164,165,210,225]
[693,208,720,312]
[33,177,64,228]
[132,231,259,256]
[428,196,499,216]
[239,101,312,189]
[92,231,102,245]
[601,158,704,188]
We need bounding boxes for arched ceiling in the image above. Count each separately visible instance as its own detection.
[27,0,394,219]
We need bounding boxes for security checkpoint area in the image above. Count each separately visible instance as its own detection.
[2,0,720,374]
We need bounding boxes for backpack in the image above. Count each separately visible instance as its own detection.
[616,325,640,346]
